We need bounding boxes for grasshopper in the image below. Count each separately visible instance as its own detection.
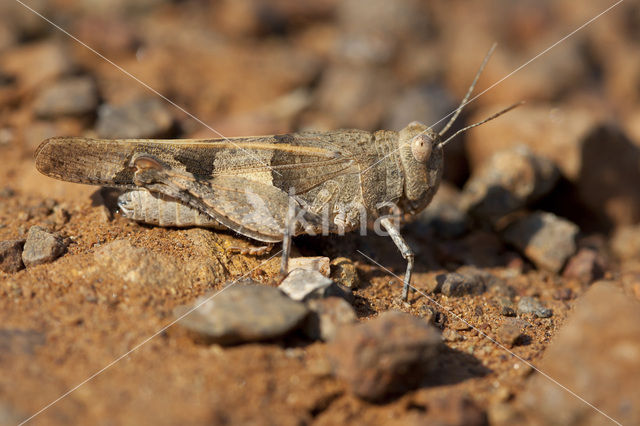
[35,46,518,301]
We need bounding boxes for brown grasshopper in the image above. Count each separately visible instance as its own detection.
[35,47,518,301]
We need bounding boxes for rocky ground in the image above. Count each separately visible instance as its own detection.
[1,0,640,425]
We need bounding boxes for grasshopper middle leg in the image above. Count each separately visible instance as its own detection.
[380,217,415,301]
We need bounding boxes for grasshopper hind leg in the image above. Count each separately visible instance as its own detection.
[380,217,415,301]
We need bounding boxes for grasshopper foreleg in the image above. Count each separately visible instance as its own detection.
[380,217,415,301]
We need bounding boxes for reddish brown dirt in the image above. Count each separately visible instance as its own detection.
[1,1,639,425]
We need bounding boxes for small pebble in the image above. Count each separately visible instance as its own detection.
[435,272,485,297]
[442,328,464,342]
[502,211,579,273]
[496,319,525,348]
[96,98,173,139]
[279,269,352,302]
[21,226,66,267]
[327,311,442,401]
[303,297,357,341]
[517,296,552,318]
[497,297,516,317]
[329,257,359,289]
[562,247,606,284]
[0,240,25,273]
[175,282,309,345]
[32,76,98,118]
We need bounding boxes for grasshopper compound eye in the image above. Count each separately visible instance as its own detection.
[411,134,432,163]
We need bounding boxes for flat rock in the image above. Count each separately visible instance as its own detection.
[460,146,559,224]
[517,296,552,318]
[279,269,352,302]
[0,239,24,273]
[33,76,98,118]
[517,281,640,425]
[303,297,357,341]
[327,310,442,401]
[502,212,579,273]
[175,282,309,345]
[93,239,187,288]
[96,97,173,139]
[21,226,66,267]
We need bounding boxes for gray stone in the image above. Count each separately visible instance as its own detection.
[175,282,309,345]
[436,272,485,297]
[279,269,352,302]
[0,240,24,273]
[461,146,559,224]
[96,97,173,139]
[93,239,187,288]
[502,211,579,273]
[33,76,98,118]
[517,296,552,318]
[21,226,66,267]
[517,282,640,425]
[327,311,442,401]
[303,297,357,341]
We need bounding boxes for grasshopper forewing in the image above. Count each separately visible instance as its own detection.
[35,46,519,301]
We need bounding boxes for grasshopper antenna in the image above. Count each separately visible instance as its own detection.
[438,42,497,137]
[439,101,524,149]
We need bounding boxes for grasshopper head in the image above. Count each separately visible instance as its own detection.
[397,121,444,214]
